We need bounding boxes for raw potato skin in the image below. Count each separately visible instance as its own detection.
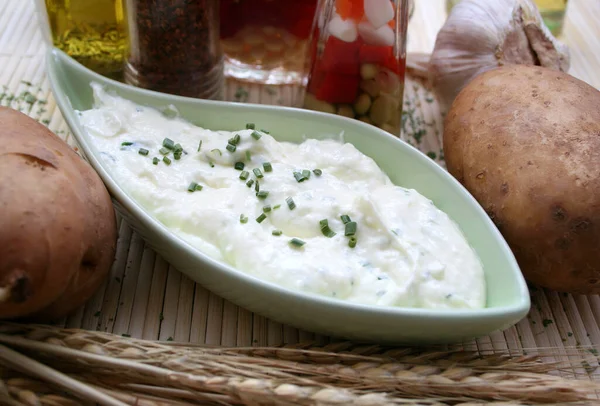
[444,64,600,294]
[0,107,117,320]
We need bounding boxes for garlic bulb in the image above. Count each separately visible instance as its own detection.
[407,0,570,110]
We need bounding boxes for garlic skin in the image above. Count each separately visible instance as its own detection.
[409,0,570,110]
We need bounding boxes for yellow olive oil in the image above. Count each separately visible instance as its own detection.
[44,0,127,79]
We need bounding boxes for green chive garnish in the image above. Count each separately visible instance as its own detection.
[235,162,245,170]
[159,147,170,155]
[209,161,215,168]
[173,143,183,153]
[246,179,254,188]
[246,123,255,129]
[348,236,357,248]
[263,162,273,172]
[121,141,133,146]
[162,138,175,149]
[313,169,323,176]
[293,171,305,182]
[253,168,263,178]
[341,215,352,224]
[289,238,305,248]
[272,229,282,236]
[256,190,269,199]
[263,205,272,213]
[256,213,267,223]
[273,204,281,210]
[174,152,182,160]
[319,219,336,238]
[246,150,252,161]
[197,140,202,152]
[211,148,222,156]
[345,221,357,236]
[138,148,149,156]
[163,156,172,165]
[286,197,296,210]
[302,169,311,179]
[240,214,248,224]
[261,129,270,134]
[229,134,241,145]
[226,143,237,153]
[152,157,159,165]
[255,180,260,193]
[188,182,200,192]
[251,130,262,140]
[239,170,249,180]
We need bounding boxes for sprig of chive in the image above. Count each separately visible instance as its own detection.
[313,169,322,176]
[235,162,245,170]
[173,143,183,153]
[348,236,357,248]
[319,219,336,238]
[229,134,241,145]
[245,150,252,161]
[240,214,248,224]
[293,171,306,182]
[286,197,296,210]
[256,213,267,223]
[302,169,311,179]
[246,123,255,129]
[272,229,282,236]
[289,238,305,248]
[152,157,159,165]
[239,170,249,180]
[273,204,281,210]
[138,148,149,156]
[197,140,202,152]
[344,221,357,236]
[246,179,254,188]
[187,182,203,192]
[162,138,175,149]
[262,205,272,213]
[159,147,170,155]
[121,141,133,146]
[253,168,263,178]
[163,156,172,165]
[340,215,352,224]
[211,148,222,156]
[256,190,269,199]
[255,180,260,193]
[262,162,272,172]
[226,143,237,153]
[251,130,262,140]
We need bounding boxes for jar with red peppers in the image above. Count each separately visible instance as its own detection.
[302,0,410,136]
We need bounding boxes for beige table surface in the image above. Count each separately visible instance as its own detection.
[1,0,600,367]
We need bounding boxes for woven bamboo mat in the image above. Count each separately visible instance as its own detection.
[2,0,600,366]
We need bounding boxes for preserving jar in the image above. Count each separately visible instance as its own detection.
[302,0,410,137]
[39,0,127,80]
[124,0,224,99]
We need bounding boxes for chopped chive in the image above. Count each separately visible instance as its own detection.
[197,140,202,152]
[263,162,273,172]
[234,162,245,170]
[245,150,252,161]
[209,161,215,168]
[246,179,255,188]
[263,205,272,213]
[174,152,182,160]
[162,138,175,149]
[272,229,282,236]
[273,204,281,210]
[286,197,296,210]
[340,215,352,224]
[159,147,170,155]
[211,148,222,156]
[240,214,248,224]
[239,170,249,180]
[152,157,159,165]
[255,180,260,193]
[253,168,263,178]
[188,182,199,192]
[173,143,183,153]
[163,156,171,165]
[229,134,241,145]
[348,236,357,248]
[256,213,267,223]
[256,190,269,199]
[289,238,305,248]
[138,148,149,156]
[226,143,237,153]
[251,130,262,140]
[293,171,306,182]
[344,221,357,236]
[260,129,270,134]
[313,169,323,176]
[302,169,311,179]
[246,123,255,129]
[319,219,337,238]
[121,141,133,146]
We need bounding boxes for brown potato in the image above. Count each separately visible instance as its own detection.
[444,64,600,294]
[0,107,117,320]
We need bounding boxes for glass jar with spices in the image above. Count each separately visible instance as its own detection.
[124,0,224,100]
[302,0,410,137]
[37,0,127,80]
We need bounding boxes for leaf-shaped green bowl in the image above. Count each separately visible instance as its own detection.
[47,48,530,344]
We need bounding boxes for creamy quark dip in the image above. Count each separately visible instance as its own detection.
[78,83,486,309]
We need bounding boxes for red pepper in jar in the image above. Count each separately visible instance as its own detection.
[318,36,361,75]
[313,72,360,104]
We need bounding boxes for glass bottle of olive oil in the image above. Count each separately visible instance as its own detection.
[446,0,568,36]
[44,0,127,80]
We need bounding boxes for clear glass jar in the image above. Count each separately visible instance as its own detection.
[220,0,318,85]
[39,0,127,80]
[302,0,410,137]
[124,0,224,99]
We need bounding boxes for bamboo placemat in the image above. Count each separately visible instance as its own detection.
[2,0,600,369]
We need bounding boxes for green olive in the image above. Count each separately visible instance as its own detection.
[337,104,355,118]
[353,93,372,116]
[370,94,399,126]
[359,79,380,98]
[360,63,379,80]
[303,94,336,114]
[358,115,373,125]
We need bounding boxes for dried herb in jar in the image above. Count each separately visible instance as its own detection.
[124,0,224,99]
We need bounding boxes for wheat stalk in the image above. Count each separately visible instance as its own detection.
[0,322,599,405]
